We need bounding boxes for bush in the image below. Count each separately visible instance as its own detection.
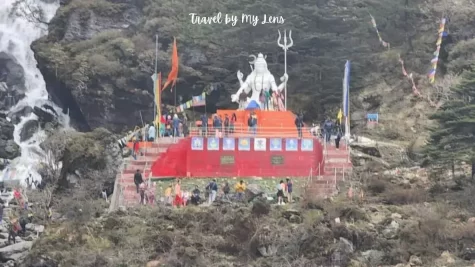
[383,187,428,205]
[366,178,388,195]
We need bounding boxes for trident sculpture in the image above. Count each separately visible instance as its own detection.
[277,30,293,110]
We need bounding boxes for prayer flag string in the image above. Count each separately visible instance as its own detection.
[369,14,390,49]
[398,55,421,96]
[399,55,436,107]
[175,92,207,113]
[428,18,447,83]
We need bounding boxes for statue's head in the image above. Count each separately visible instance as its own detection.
[254,53,267,73]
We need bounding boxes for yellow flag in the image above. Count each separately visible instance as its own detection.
[337,109,343,124]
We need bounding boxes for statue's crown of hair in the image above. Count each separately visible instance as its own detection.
[256,53,267,65]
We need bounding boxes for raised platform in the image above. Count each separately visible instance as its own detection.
[150,136,324,178]
[192,110,313,138]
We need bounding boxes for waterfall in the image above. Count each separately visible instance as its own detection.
[0,0,67,186]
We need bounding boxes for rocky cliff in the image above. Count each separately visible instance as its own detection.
[0,115,20,163]
[31,0,475,138]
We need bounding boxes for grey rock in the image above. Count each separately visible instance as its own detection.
[20,119,39,142]
[7,251,28,261]
[33,106,55,123]
[361,250,384,265]
[63,5,141,42]
[383,220,399,239]
[26,223,45,233]
[409,255,422,266]
[289,214,302,224]
[0,140,19,160]
[8,106,33,124]
[245,184,264,202]
[0,52,26,112]
[0,116,19,159]
[281,209,301,219]
[0,117,14,140]
[0,241,33,257]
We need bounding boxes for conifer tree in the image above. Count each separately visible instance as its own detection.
[426,70,475,175]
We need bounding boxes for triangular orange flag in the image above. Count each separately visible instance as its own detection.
[163,37,178,91]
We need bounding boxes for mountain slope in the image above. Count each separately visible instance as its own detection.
[31,0,475,137]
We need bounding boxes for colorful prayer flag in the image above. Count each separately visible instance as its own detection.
[163,37,179,91]
[428,18,446,83]
[337,109,343,124]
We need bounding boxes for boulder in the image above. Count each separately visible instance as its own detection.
[146,261,161,267]
[245,184,264,202]
[361,250,384,265]
[0,52,26,112]
[20,119,39,142]
[409,255,422,266]
[282,209,301,219]
[8,106,33,124]
[0,241,33,257]
[33,106,55,123]
[0,117,15,141]
[462,247,475,260]
[0,140,20,159]
[382,220,399,239]
[26,223,45,234]
[435,251,455,265]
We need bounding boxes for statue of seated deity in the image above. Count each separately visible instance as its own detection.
[231,53,288,110]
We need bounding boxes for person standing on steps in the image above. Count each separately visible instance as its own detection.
[132,137,140,160]
[139,182,147,205]
[148,124,156,142]
[335,130,342,150]
[248,112,258,136]
[200,113,208,136]
[230,113,237,135]
[324,118,333,143]
[134,170,143,194]
[295,113,304,139]
[172,114,181,137]
[224,114,230,137]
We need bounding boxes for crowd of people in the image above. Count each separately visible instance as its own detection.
[0,185,43,244]
[132,174,295,207]
[310,118,344,149]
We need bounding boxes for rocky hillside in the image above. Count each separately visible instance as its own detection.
[30,0,475,135]
[19,178,475,267]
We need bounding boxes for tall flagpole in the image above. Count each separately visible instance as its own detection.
[154,35,159,140]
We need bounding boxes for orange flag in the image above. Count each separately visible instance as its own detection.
[162,37,178,91]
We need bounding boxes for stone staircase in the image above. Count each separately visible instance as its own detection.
[305,141,352,200]
[116,138,180,208]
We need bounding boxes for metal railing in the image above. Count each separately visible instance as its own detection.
[188,126,317,138]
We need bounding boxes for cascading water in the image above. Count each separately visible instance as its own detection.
[0,0,68,185]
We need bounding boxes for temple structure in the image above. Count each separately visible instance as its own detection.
[116,44,352,207]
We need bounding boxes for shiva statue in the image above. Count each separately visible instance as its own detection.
[231,53,288,110]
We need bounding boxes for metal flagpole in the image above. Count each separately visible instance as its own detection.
[154,35,159,140]
[346,61,351,139]
[277,30,293,110]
